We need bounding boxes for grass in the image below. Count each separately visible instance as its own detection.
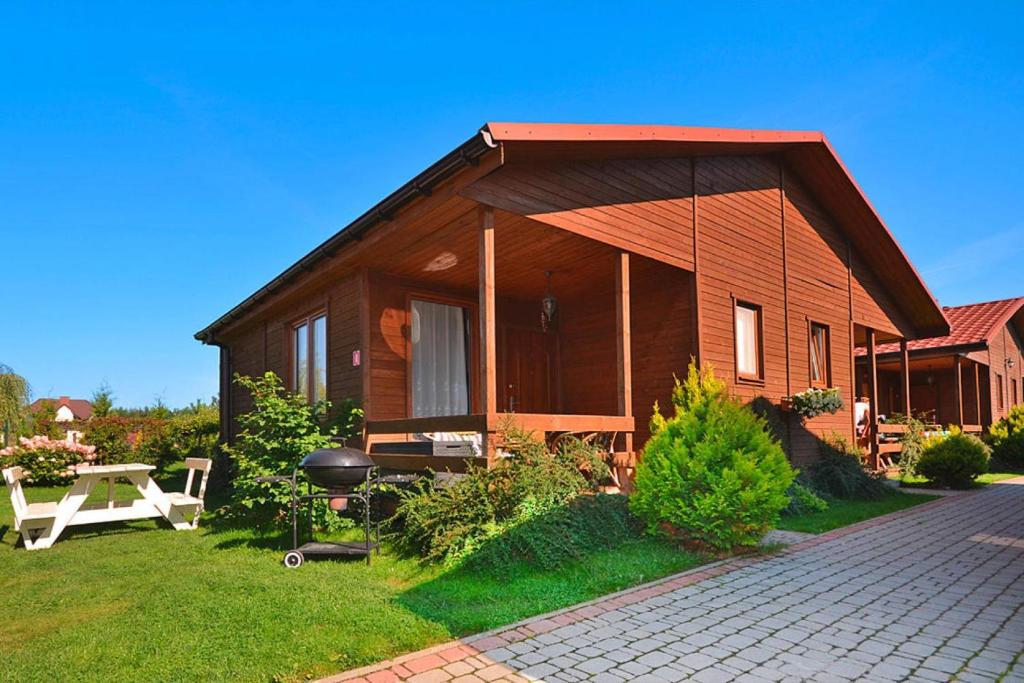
[0,467,704,683]
[776,492,937,534]
[890,467,1024,488]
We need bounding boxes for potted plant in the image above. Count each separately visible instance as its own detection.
[787,387,844,421]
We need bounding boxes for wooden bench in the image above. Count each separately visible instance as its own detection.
[3,467,60,550]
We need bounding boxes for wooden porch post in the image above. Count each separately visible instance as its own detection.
[615,252,633,457]
[975,361,983,427]
[954,355,964,427]
[900,338,911,418]
[866,328,879,470]
[479,206,497,466]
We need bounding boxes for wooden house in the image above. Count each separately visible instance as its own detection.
[195,123,948,474]
[856,297,1024,434]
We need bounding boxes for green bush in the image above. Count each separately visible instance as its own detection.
[224,372,344,531]
[391,430,610,569]
[987,405,1024,467]
[468,494,641,572]
[806,435,891,500]
[630,362,795,552]
[886,413,928,480]
[789,387,844,420]
[915,428,990,489]
[782,480,830,516]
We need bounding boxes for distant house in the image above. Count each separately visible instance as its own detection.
[30,396,94,422]
[197,122,948,473]
[856,297,1024,432]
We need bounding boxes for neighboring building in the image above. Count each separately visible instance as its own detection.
[856,297,1024,430]
[196,123,948,471]
[30,396,93,422]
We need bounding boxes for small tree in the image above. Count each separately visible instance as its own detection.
[224,372,339,530]
[631,361,795,551]
[91,382,114,418]
[987,404,1024,467]
[0,364,30,447]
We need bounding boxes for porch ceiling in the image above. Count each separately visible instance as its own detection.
[354,208,620,301]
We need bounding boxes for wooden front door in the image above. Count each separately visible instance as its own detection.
[500,327,558,413]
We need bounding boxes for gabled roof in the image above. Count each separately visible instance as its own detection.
[196,122,949,341]
[30,396,93,420]
[865,297,1024,356]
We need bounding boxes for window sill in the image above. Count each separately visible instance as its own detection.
[736,376,766,388]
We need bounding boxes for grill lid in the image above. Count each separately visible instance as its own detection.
[300,447,374,470]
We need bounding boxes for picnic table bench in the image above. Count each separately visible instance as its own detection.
[3,458,211,550]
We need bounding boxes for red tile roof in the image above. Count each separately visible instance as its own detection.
[29,396,94,420]
[866,297,1024,355]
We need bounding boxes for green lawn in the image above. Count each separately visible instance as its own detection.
[0,470,703,683]
[776,492,937,534]
[892,468,1024,488]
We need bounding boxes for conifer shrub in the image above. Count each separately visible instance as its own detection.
[630,361,795,552]
[806,435,890,500]
[987,404,1024,467]
[391,429,618,570]
[915,427,990,489]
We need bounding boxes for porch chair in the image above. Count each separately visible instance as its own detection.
[3,466,60,550]
[165,458,212,529]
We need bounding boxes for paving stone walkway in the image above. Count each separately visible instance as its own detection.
[329,479,1024,683]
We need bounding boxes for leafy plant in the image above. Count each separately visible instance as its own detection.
[328,397,364,444]
[789,387,844,420]
[915,427,990,489]
[630,361,795,552]
[391,428,609,569]
[0,435,97,485]
[806,434,891,500]
[987,404,1024,467]
[223,372,343,531]
[782,480,830,516]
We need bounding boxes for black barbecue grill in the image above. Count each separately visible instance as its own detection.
[256,447,380,568]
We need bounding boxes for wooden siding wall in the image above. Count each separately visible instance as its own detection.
[222,273,363,439]
[989,322,1024,422]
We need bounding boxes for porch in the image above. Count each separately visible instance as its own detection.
[356,205,695,477]
[856,334,987,471]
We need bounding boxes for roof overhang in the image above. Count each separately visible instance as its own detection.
[196,122,950,342]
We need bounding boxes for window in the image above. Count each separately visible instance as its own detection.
[410,299,471,417]
[809,322,831,388]
[735,301,763,381]
[997,373,1005,411]
[1013,378,1019,406]
[293,313,327,402]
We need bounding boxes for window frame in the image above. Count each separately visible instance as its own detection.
[808,321,832,389]
[997,373,1005,411]
[733,299,765,384]
[1012,377,1019,407]
[290,310,328,403]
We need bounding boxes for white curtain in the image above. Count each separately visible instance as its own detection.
[411,299,469,417]
[736,305,758,377]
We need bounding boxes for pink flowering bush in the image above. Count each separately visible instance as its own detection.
[0,436,98,485]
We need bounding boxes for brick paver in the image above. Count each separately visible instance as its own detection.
[327,479,1024,682]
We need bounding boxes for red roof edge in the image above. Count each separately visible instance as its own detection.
[485,121,824,145]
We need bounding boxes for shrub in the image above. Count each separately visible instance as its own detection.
[224,372,342,531]
[806,435,891,500]
[0,436,97,485]
[886,413,928,480]
[987,405,1024,467]
[630,362,795,552]
[391,429,609,569]
[468,494,642,572]
[79,416,174,467]
[915,428,990,489]
[782,480,830,516]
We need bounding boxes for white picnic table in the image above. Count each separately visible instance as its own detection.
[4,459,210,550]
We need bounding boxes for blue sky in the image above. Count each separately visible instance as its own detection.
[1,3,1022,408]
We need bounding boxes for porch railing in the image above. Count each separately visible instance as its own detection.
[364,412,635,472]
